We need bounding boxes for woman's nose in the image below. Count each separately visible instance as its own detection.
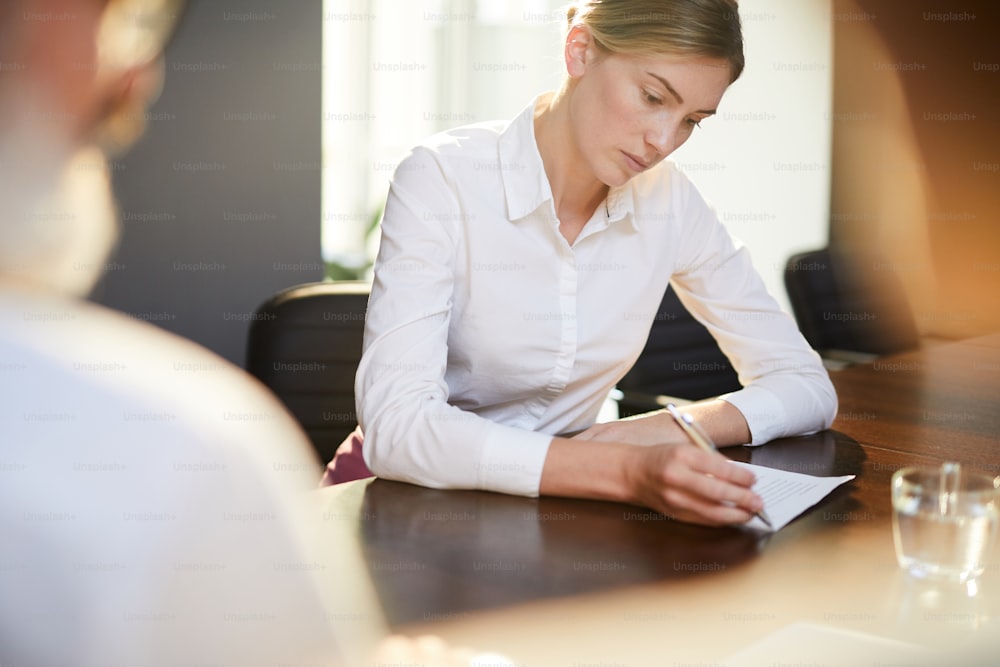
[645,121,679,158]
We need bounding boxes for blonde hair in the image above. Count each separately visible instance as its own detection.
[566,0,745,82]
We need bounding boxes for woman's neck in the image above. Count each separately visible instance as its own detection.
[533,89,609,237]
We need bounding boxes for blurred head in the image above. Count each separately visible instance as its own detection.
[557,0,744,188]
[0,0,185,295]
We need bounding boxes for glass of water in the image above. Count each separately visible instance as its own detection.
[892,463,1000,582]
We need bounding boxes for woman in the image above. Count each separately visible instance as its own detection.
[325,0,837,526]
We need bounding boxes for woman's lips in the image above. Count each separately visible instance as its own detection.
[623,151,649,172]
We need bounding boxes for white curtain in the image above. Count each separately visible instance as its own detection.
[322,0,567,272]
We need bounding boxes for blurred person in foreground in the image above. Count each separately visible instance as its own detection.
[0,1,486,665]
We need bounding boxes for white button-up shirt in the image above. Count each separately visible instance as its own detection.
[357,95,837,497]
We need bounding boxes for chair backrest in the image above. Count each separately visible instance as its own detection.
[784,247,919,356]
[616,284,741,415]
[245,281,369,463]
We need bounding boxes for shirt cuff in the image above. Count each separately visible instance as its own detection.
[476,425,553,496]
[719,384,789,446]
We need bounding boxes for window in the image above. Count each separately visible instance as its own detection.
[322,0,567,276]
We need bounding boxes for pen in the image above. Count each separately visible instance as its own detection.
[665,403,774,529]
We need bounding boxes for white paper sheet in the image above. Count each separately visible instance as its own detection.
[731,461,855,532]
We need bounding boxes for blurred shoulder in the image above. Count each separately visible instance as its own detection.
[0,288,319,486]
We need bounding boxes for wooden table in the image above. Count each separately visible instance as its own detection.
[312,335,1000,665]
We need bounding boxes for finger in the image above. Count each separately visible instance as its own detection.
[661,453,762,511]
[683,449,757,487]
[679,470,762,512]
[660,487,756,526]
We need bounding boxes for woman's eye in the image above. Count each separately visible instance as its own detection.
[686,118,703,128]
[643,90,662,105]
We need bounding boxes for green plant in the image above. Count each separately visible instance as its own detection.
[324,202,384,281]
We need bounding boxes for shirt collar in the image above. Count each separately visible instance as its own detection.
[606,181,636,229]
[497,94,639,231]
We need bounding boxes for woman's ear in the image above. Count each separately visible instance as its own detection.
[89,57,166,154]
[564,25,597,79]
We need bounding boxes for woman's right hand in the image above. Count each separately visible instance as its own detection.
[540,436,762,527]
[621,442,763,526]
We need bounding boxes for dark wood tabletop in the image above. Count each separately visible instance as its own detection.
[356,430,870,626]
[312,334,1000,662]
[830,333,1000,468]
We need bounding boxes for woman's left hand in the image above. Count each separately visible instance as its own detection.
[571,412,677,447]
[571,400,752,449]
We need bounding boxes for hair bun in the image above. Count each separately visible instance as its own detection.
[566,4,578,25]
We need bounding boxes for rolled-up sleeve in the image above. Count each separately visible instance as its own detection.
[668,174,838,444]
[355,147,552,495]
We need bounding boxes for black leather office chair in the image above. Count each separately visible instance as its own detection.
[616,284,741,417]
[245,281,369,463]
[784,247,919,362]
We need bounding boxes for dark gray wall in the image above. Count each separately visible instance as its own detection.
[93,0,323,366]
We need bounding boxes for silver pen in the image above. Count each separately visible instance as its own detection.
[665,403,773,528]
